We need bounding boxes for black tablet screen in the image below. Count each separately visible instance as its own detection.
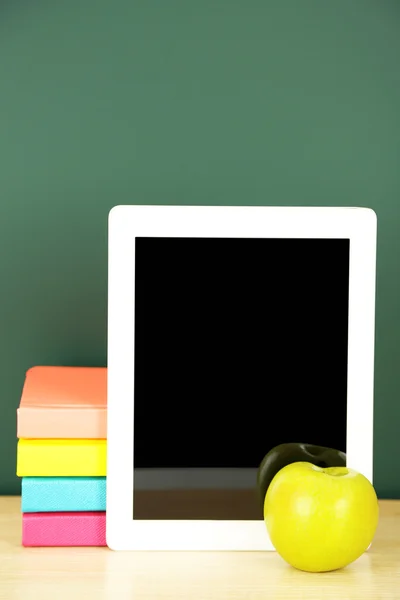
[133,238,349,520]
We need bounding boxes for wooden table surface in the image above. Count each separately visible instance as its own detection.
[0,497,399,599]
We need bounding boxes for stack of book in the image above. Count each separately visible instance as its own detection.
[16,366,107,547]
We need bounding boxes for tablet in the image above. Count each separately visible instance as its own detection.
[106,205,377,551]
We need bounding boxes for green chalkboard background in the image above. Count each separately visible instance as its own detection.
[0,1,399,496]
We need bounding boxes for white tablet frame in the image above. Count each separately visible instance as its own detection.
[106,205,377,551]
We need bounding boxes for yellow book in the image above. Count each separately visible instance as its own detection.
[17,439,107,477]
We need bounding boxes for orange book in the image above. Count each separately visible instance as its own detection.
[17,366,107,439]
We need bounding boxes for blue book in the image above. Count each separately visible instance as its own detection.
[21,477,106,513]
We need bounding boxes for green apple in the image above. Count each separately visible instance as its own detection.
[264,462,379,572]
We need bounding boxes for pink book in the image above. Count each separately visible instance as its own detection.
[17,366,107,439]
[22,512,106,547]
